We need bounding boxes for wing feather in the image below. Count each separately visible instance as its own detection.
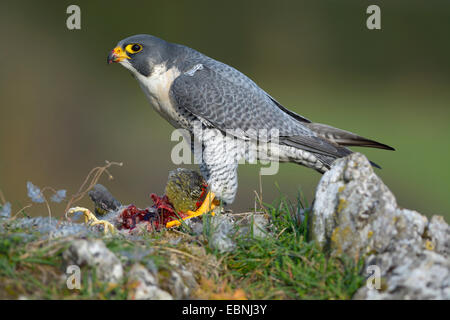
[170,64,350,159]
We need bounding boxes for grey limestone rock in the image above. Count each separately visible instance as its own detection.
[310,152,449,300]
[62,239,123,283]
[127,263,172,300]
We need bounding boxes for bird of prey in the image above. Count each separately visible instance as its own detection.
[107,34,394,225]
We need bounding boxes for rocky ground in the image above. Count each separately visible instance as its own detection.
[0,153,448,299]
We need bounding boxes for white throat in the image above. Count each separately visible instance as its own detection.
[121,61,182,127]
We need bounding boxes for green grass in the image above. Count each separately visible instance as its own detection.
[211,196,364,299]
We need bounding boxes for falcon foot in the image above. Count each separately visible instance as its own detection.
[166,191,218,228]
[67,206,116,235]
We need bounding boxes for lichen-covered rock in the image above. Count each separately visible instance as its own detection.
[127,264,172,300]
[235,213,270,239]
[161,257,198,299]
[208,214,237,253]
[168,271,191,299]
[354,248,450,300]
[310,152,450,300]
[62,239,123,283]
[426,215,450,256]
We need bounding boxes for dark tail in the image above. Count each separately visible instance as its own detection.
[305,122,395,151]
[305,122,395,170]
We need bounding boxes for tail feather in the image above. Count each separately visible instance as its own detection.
[305,123,395,151]
[369,160,382,169]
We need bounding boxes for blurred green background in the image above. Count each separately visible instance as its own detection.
[0,1,449,220]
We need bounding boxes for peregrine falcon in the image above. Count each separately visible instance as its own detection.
[107,34,394,224]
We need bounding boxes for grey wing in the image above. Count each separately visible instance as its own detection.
[170,64,350,159]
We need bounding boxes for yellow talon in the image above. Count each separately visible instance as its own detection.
[67,206,116,235]
[166,191,218,228]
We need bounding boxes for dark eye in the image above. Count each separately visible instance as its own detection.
[125,43,143,54]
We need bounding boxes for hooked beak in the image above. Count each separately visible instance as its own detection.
[107,47,130,64]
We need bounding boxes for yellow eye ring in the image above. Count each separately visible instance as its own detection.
[125,43,143,54]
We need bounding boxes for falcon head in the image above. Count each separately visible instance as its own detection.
[107,34,172,77]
